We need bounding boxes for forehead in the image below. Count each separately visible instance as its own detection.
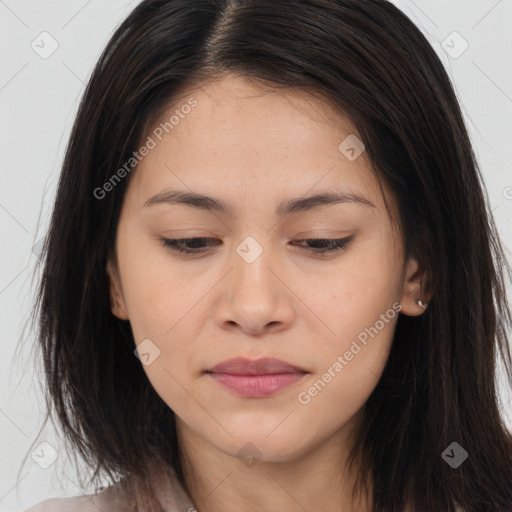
[157,74,359,152]
[128,74,386,214]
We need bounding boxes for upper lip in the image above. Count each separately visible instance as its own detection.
[207,357,307,375]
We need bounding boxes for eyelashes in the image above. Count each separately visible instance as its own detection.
[159,236,354,256]
[160,237,220,254]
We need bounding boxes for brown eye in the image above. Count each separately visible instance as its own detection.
[159,237,220,254]
[290,236,354,254]
[159,236,354,256]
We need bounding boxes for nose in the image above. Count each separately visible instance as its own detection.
[213,241,295,336]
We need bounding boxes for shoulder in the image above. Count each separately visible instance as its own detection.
[23,496,97,512]
[22,485,136,512]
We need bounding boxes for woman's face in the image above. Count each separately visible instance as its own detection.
[107,74,424,463]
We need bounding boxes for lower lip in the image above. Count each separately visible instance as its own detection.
[208,372,306,398]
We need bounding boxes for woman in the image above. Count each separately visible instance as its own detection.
[22,0,512,510]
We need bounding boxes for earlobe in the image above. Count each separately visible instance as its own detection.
[106,258,129,320]
[399,256,432,317]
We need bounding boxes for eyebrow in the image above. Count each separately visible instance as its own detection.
[143,189,376,216]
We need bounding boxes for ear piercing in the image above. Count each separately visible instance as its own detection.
[417,299,428,310]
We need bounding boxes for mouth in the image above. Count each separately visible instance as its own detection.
[205,357,309,398]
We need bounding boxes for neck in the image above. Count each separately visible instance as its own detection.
[177,416,372,512]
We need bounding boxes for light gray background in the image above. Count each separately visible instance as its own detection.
[0,0,511,510]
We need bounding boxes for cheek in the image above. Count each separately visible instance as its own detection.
[296,313,397,434]
[302,245,401,345]
[116,233,209,352]
[116,226,185,332]
[295,238,401,406]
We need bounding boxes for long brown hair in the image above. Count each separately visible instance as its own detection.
[20,1,512,510]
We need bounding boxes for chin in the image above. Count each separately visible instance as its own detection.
[213,429,314,464]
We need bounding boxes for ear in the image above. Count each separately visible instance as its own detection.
[106,256,129,320]
[399,255,432,316]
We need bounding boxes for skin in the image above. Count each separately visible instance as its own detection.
[107,73,429,512]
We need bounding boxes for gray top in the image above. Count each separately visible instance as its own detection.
[22,465,196,512]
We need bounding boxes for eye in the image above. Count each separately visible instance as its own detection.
[291,236,354,254]
[159,236,354,255]
[159,237,221,254]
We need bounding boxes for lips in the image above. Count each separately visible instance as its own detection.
[206,357,308,398]
[207,357,307,375]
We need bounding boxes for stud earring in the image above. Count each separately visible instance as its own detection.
[417,299,428,310]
